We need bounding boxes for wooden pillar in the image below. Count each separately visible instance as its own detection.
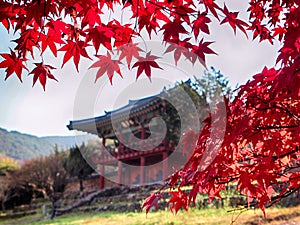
[102,137,106,146]
[99,138,106,189]
[162,152,168,181]
[127,165,131,185]
[140,156,145,184]
[102,137,107,159]
[141,125,145,140]
[119,135,123,154]
[117,161,122,186]
[99,165,104,189]
[163,138,167,150]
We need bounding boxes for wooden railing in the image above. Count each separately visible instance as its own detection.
[92,137,172,164]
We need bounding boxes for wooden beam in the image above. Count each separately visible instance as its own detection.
[140,156,145,184]
[141,125,145,140]
[99,165,104,189]
[163,151,168,181]
[118,161,122,186]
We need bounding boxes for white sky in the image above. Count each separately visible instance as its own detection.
[0,1,281,137]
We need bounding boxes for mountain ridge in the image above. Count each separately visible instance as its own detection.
[0,127,98,161]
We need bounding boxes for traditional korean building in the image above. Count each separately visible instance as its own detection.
[67,80,208,189]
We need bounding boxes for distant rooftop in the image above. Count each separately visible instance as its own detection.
[67,79,192,132]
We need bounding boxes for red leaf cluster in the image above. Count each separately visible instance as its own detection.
[0,49,28,82]
[29,63,57,90]
[0,0,252,89]
[132,51,163,81]
[143,66,300,216]
[89,52,122,84]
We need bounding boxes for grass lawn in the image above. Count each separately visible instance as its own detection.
[1,205,300,225]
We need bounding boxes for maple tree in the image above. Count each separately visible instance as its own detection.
[0,0,299,217]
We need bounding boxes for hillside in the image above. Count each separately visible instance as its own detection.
[0,128,98,160]
[0,128,53,160]
[41,134,98,150]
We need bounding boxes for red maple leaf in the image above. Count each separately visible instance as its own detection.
[0,49,28,82]
[171,4,196,24]
[142,193,162,215]
[164,39,194,65]
[0,1,15,31]
[23,0,52,28]
[191,39,217,67]
[86,25,114,53]
[168,189,189,214]
[267,3,282,26]
[117,43,143,69]
[58,40,91,71]
[29,62,57,90]
[160,17,187,42]
[80,6,102,29]
[248,22,272,43]
[201,0,221,20]
[89,52,123,84]
[221,4,248,37]
[136,3,169,36]
[138,10,160,36]
[46,19,70,36]
[13,29,40,59]
[40,28,65,57]
[132,51,163,80]
[272,26,286,42]
[248,0,265,21]
[193,13,211,38]
[108,20,135,46]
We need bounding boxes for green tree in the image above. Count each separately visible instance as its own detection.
[193,67,232,103]
[64,144,95,194]
[163,68,231,145]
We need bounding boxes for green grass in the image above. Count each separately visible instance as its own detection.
[1,205,300,225]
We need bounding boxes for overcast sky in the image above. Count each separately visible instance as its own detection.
[0,1,281,137]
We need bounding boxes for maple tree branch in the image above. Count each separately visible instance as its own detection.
[254,95,275,105]
[254,98,299,121]
[215,176,239,185]
[146,0,197,18]
[128,0,139,43]
[247,146,299,163]
[254,124,299,130]
[230,207,248,225]
[272,146,299,162]
[268,186,300,208]
[134,0,139,30]
[43,0,47,25]
[274,103,300,121]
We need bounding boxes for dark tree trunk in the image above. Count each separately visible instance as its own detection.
[1,200,5,212]
[50,199,56,219]
[79,179,84,192]
[50,194,59,219]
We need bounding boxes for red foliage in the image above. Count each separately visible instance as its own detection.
[0,0,298,86]
[142,193,162,214]
[132,51,162,80]
[0,0,252,87]
[0,0,299,217]
[0,49,28,82]
[143,66,300,215]
[58,40,91,71]
[220,4,248,36]
[89,52,123,84]
[29,62,57,90]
